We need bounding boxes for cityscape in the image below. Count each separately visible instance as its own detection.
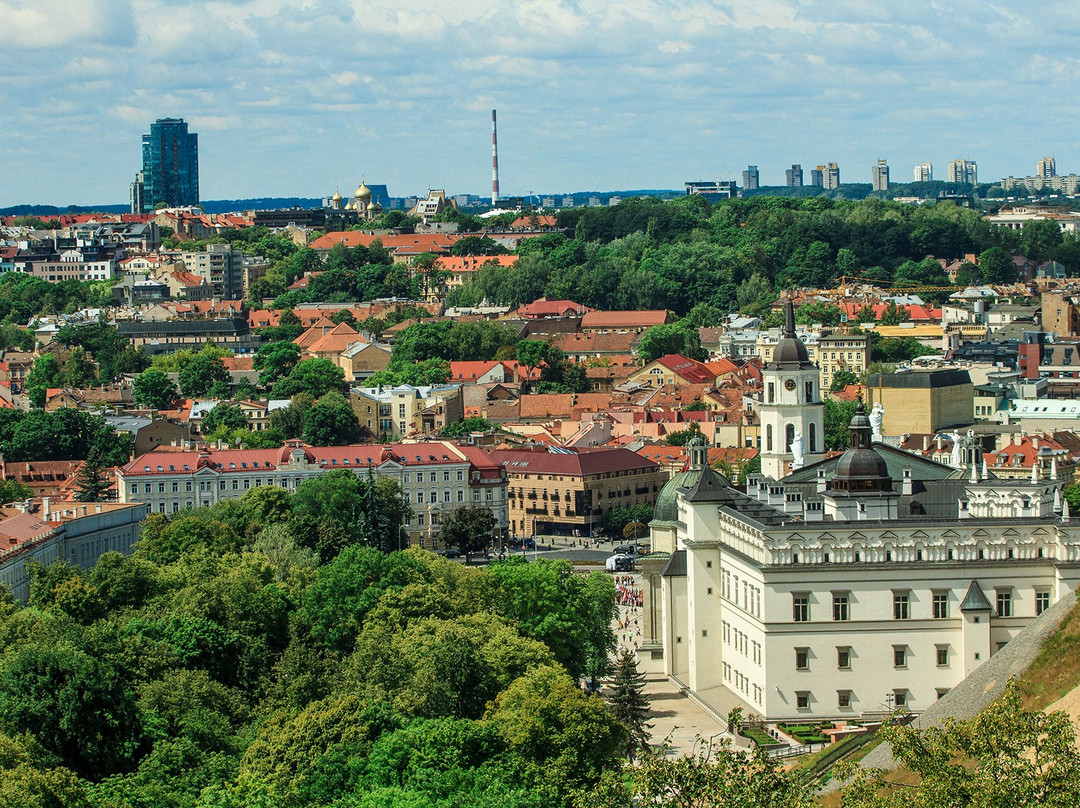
[1,1,1079,806]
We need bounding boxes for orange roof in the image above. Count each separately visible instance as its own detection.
[309,231,462,254]
[516,298,593,318]
[580,310,670,329]
[510,214,558,229]
[306,323,368,355]
[705,358,740,376]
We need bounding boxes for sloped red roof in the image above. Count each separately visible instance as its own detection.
[491,447,659,476]
[654,354,716,385]
[581,310,669,329]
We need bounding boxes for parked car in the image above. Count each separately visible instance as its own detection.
[523,538,536,550]
[613,544,635,555]
[439,548,461,559]
[606,554,633,572]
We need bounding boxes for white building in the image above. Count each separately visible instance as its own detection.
[914,162,933,182]
[642,321,1080,724]
[117,441,508,548]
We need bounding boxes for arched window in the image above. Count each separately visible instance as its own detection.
[809,422,817,453]
[766,424,773,452]
[786,424,796,452]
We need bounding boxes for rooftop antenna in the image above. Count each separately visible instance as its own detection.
[491,109,500,206]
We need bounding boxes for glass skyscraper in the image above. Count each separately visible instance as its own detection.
[131,118,199,213]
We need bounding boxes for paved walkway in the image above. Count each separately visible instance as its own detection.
[610,571,732,757]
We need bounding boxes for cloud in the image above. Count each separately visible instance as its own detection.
[0,0,1077,204]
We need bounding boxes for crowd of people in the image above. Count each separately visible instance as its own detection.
[615,574,643,652]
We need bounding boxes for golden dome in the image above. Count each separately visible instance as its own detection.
[355,181,371,200]
[331,190,343,202]
[367,200,381,211]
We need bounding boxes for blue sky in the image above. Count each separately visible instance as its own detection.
[1,0,1077,206]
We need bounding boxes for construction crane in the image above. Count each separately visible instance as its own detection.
[830,275,966,298]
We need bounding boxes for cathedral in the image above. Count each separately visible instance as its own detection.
[329,181,383,221]
[640,299,1080,721]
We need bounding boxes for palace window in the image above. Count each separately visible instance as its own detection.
[837,647,851,670]
[893,591,910,620]
[832,592,850,622]
[996,589,1012,618]
[795,648,809,671]
[793,593,810,622]
[932,591,949,619]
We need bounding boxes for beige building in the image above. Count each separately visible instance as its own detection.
[867,369,974,437]
[490,447,666,538]
[350,384,464,441]
[758,330,870,390]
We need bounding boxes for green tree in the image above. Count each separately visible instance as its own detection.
[179,353,230,397]
[1020,218,1063,266]
[854,304,877,323]
[366,358,451,388]
[978,246,1017,284]
[515,339,554,384]
[824,397,858,450]
[830,369,860,391]
[840,679,1080,808]
[62,349,96,388]
[271,358,347,398]
[666,422,703,447]
[440,505,496,556]
[486,664,627,797]
[202,402,249,437]
[0,478,32,504]
[132,368,177,409]
[582,739,813,808]
[26,354,61,408]
[0,732,91,808]
[441,416,494,437]
[253,341,302,388]
[879,300,910,325]
[73,448,110,502]
[607,648,651,760]
[302,391,362,446]
[637,322,706,363]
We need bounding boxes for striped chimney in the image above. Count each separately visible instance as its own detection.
[491,109,500,205]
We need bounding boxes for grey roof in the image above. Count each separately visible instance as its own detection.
[660,549,686,578]
[784,444,956,484]
[105,416,152,433]
[867,369,972,389]
[684,465,733,502]
[960,580,995,613]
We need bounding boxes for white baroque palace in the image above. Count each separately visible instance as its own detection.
[643,309,1080,722]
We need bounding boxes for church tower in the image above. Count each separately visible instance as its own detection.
[760,298,825,479]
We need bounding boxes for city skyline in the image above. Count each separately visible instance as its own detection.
[0,0,1077,207]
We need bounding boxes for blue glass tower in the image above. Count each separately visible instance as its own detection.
[135,118,199,212]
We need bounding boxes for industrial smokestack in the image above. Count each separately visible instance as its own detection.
[491,109,500,205]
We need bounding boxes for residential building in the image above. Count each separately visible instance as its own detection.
[132,118,199,213]
[824,162,840,189]
[742,166,760,191]
[115,442,508,548]
[947,159,978,185]
[785,164,803,187]
[914,162,933,182]
[871,159,889,191]
[0,501,149,602]
[350,384,464,441]
[492,446,666,538]
[104,416,189,456]
[816,333,871,391]
[181,243,246,298]
[580,310,671,333]
[629,354,716,388]
[116,316,260,355]
[866,369,974,437]
[810,166,824,187]
[1037,157,1056,180]
[685,181,738,200]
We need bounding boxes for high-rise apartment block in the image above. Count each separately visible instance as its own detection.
[871,159,889,191]
[130,118,199,214]
[742,165,760,190]
[913,162,933,182]
[824,162,840,189]
[947,158,977,185]
[810,166,824,187]
[785,164,803,187]
[1037,157,1057,179]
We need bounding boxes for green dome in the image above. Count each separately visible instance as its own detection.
[651,469,702,525]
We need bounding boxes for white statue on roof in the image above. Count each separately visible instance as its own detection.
[869,403,884,442]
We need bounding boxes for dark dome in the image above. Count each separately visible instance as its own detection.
[834,448,890,482]
[773,335,810,365]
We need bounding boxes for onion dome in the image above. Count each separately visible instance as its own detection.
[331,189,343,203]
[367,200,382,211]
[355,181,372,200]
[832,398,892,494]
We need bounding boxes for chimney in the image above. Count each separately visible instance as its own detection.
[902,467,913,495]
[42,497,50,520]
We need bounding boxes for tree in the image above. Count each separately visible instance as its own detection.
[637,322,706,363]
[302,391,362,446]
[441,416,494,437]
[840,679,1080,808]
[582,739,814,808]
[25,354,60,408]
[607,648,651,760]
[366,358,451,388]
[440,505,496,556]
[132,368,177,409]
[666,421,703,446]
[1021,218,1063,266]
[824,397,858,450]
[271,358,347,399]
[73,448,110,502]
[854,305,877,323]
[0,732,91,808]
[978,246,1017,284]
[0,478,31,505]
[830,369,859,391]
[179,353,230,397]
[879,300,910,326]
[486,664,627,797]
[201,402,249,437]
[253,341,301,388]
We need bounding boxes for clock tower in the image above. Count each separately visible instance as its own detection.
[760,298,825,479]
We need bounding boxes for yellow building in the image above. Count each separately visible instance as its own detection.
[867,369,974,437]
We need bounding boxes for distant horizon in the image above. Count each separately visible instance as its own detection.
[1,2,1076,208]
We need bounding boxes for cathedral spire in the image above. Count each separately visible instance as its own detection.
[784,296,797,338]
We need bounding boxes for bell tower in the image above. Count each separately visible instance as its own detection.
[759,298,825,479]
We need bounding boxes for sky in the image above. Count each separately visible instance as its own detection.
[1,0,1078,207]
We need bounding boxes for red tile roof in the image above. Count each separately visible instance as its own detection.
[654,354,716,385]
[515,298,592,318]
[580,310,670,330]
